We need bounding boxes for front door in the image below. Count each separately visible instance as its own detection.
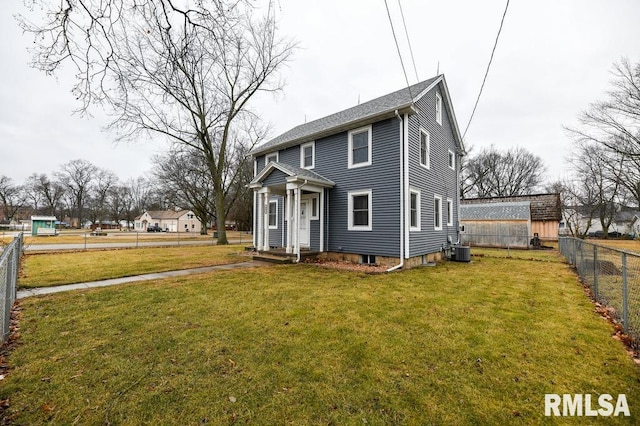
[299,199,310,247]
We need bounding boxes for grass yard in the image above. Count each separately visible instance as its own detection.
[19,245,247,288]
[591,239,640,255]
[3,251,640,424]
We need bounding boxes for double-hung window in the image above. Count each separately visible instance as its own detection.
[420,128,430,169]
[410,189,421,231]
[348,125,372,168]
[301,142,315,169]
[436,92,442,125]
[446,199,453,226]
[348,190,372,231]
[265,152,278,165]
[448,150,455,170]
[434,195,442,230]
[268,200,278,229]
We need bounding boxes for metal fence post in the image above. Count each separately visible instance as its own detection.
[593,245,599,301]
[622,252,629,334]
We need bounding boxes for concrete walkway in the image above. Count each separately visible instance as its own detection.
[17,261,267,299]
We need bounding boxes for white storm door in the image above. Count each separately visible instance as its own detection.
[299,200,310,247]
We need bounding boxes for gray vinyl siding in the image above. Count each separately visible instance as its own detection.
[268,195,284,247]
[408,83,460,257]
[310,220,320,251]
[313,118,401,257]
[262,169,288,187]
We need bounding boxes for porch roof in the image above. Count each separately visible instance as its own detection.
[250,162,335,189]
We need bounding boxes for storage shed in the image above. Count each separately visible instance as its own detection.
[31,216,57,236]
[461,193,562,242]
[460,202,531,248]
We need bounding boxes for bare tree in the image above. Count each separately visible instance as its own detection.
[0,176,25,223]
[87,168,118,227]
[567,58,640,158]
[462,146,546,198]
[19,0,295,244]
[569,143,622,238]
[153,149,216,235]
[28,174,67,218]
[55,159,98,228]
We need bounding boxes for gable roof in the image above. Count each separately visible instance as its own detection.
[250,162,335,188]
[143,210,191,220]
[252,75,464,156]
[461,193,562,222]
[460,201,531,221]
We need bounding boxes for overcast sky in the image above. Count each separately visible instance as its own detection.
[1,0,639,186]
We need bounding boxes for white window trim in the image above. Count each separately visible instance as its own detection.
[410,188,421,231]
[300,141,315,169]
[448,150,455,170]
[265,152,279,165]
[268,199,278,229]
[308,194,319,220]
[348,125,372,169]
[446,198,453,226]
[348,189,372,231]
[434,195,442,231]
[420,128,430,169]
[436,92,442,125]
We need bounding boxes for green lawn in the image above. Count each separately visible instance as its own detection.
[19,245,247,288]
[3,251,640,424]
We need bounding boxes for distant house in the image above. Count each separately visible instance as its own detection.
[134,210,202,233]
[460,193,562,245]
[31,216,57,236]
[250,75,465,268]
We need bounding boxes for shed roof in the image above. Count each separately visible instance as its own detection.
[251,75,464,156]
[460,202,531,221]
[461,193,561,222]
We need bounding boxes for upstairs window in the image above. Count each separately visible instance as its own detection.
[265,152,278,164]
[420,129,430,169]
[436,92,442,125]
[301,142,315,169]
[448,150,455,170]
[348,125,372,168]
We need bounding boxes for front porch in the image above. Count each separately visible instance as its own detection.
[250,162,335,262]
[250,247,321,264]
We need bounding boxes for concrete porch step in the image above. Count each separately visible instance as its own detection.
[252,253,295,264]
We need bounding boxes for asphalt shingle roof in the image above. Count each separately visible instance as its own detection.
[460,202,531,221]
[251,76,441,155]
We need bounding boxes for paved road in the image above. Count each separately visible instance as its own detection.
[24,238,250,251]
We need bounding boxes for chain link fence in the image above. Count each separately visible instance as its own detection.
[0,233,23,343]
[559,237,640,349]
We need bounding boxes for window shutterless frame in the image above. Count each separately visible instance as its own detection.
[348,125,372,169]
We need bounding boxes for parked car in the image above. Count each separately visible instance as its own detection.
[147,225,163,232]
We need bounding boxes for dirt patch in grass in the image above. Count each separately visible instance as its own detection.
[303,257,389,273]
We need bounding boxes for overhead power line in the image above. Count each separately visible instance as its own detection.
[397,0,419,82]
[383,0,413,100]
[462,0,510,141]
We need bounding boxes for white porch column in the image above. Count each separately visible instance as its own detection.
[255,191,263,250]
[262,191,270,251]
[294,186,300,257]
[319,189,325,252]
[285,189,292,254]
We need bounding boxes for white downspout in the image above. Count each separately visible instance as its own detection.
[296,180,309,263]
[387,110,405,272]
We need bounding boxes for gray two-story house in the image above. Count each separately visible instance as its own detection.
[250,74,465,270]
